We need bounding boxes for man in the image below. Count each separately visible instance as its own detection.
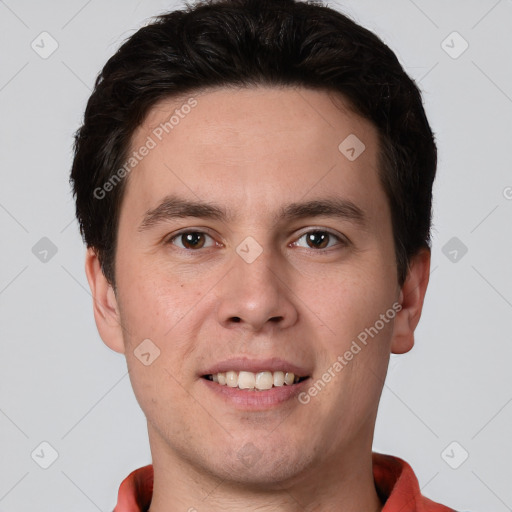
[70,0,456,510]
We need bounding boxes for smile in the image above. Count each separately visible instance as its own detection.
[202,370,308,391]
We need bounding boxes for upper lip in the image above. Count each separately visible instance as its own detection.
[200,357,311,377]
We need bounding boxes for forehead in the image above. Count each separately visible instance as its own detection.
[141,86,371,155]
[122,86,385,227]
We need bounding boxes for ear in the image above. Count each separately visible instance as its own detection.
[84,247,125,354]
[391,247,431,354]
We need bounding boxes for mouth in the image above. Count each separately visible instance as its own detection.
[201,370,309,391]
[199,358,312,409]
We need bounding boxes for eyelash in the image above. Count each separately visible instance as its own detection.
[165,228,348,253]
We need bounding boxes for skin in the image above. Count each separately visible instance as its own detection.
[85,86,430,511]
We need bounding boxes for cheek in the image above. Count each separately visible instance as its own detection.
[116,257,202,344]
[315,264,397,347]
[309,271,397,424]
[118,273,200,422]
[116,259,208,382]
[125,354,193,444]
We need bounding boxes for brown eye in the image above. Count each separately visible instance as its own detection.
[293,230,345,250]
[168,231,215,250]
[306,231,329,249]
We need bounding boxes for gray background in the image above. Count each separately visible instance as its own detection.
[1,0,511,510]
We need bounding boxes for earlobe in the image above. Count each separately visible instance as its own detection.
[84,247,126,354]
[390,248,431,355]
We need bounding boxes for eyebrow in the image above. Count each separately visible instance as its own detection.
[138,194,366,232]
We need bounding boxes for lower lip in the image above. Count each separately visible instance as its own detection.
[201,377,310,410]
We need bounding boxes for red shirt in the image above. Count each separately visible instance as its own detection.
[114,452,455,511]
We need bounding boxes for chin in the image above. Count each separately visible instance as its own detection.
[205,443,314,489]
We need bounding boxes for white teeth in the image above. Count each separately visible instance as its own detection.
[273,371,285,387]
[238,371,255,389]
[206,370,304,390]
[255,371,273,390]
[284,372,295,386]
[226,371,238,387]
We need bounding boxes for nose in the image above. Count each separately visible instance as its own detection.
[215,243,299,332]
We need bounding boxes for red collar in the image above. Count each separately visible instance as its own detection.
[114,452,454,511]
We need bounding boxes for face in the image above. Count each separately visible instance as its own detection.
[87,86,429,490]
